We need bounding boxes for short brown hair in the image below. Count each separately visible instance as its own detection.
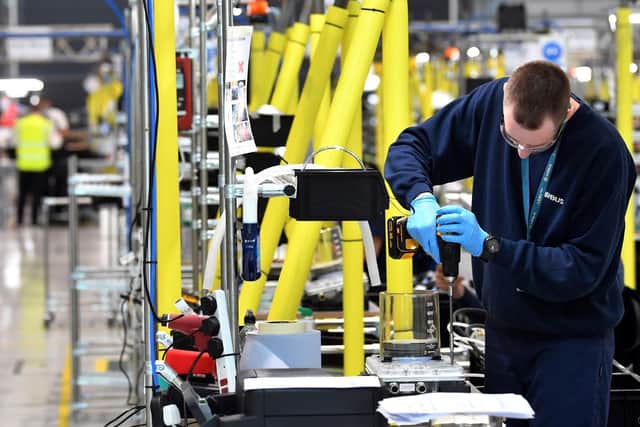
[505,60,570,130]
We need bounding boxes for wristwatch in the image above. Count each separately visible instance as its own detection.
[479,235,500,262]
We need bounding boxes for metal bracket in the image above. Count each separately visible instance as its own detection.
[224,183,296,200]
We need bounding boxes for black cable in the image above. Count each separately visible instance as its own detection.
[185,349,208,384]
[185,351,241,384]
[161,343,174,360]
[140,0,163,324]
[104,405,145,427]
[129,422,198,427]
[119,298,134,405]
[137,0,188,328]
[111,406,146,427]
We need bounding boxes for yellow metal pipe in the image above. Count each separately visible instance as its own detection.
[310,13,331,149]
[238,6,349,321]
[422,61,434,119]
[252,31,286,109]
[154,1,182,322]
[343,0,362,159]
[268,0,391,322]
[270,23,310,113]
[617,7,636,290]
[496,53,506,78]
[382,0,412,295]
[287,79,300,114]
[341,0,364,376]
[375,62,384,169]
[249,31,266,112]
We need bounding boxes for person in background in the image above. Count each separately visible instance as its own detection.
[14,101,53,226]
[385,60,635,426]
[40,98,71,211]
[40,98,69,151]
[0,94,18,146]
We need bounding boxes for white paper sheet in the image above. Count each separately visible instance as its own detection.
[377,392,534,425]
[224,25,256,157]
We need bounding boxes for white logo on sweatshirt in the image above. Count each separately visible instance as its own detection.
[544,191,564,205]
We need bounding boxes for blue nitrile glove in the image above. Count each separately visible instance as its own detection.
[436,205,488,257]
[408,194,441,263]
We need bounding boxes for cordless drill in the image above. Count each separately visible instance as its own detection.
[388,216,461,364]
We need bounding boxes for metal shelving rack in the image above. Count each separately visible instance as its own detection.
[175,0,222,295]
[67,156,137,411]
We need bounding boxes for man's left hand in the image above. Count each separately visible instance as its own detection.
[436,205,488,257]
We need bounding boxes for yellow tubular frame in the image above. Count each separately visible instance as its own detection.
[341,0,364,376]
[248,31,266,112]
[254,31,286,108]
[382,0,412,295]
[154,0,182,324]
[310,13,331,149]
[617,7,636,289]
[238,6,350,322]
[270,23,310,113]
[268,0,391,321]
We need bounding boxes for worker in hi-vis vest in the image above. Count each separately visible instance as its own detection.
[14,101,53,226]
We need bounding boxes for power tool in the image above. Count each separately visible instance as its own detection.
[388,216,461,364]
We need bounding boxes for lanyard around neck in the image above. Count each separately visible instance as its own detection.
[521,141,561,241]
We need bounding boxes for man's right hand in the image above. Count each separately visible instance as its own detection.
[408,194,441,263]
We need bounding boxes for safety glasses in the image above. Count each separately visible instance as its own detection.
[500,113,566,154]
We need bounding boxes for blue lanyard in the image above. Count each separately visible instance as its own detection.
[521,142,561,240]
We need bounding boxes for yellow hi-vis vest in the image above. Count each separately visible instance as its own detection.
[16,113,53,172]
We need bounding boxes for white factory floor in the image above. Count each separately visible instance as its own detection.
[0,224,141,427]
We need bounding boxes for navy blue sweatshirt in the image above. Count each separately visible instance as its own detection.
[385,78,636,337]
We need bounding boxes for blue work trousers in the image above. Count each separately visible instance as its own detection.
[485,325,613,427]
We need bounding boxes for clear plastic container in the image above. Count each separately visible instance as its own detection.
[379,290,440,360]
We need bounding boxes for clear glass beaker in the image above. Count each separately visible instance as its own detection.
[379,290,440,360]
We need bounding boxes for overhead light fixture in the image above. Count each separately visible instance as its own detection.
[415,52,430,66]
[0,78,44,98]
[466,46,480,59]
[608,12,640,31]
[573,66,592,83]
[609,14,617,31]
[364,71,381,93]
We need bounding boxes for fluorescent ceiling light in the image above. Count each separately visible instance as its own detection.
[0,78,44,98]
[466,46,480,59]
[364,71,380,93]
[573,66,592,83]
[415,52,430,66]
[609,12,640,31]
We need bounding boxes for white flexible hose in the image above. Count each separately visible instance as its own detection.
[202,163,326,291]
[359,220,382,288]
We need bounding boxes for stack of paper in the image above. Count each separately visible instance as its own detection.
[377,392,534,425]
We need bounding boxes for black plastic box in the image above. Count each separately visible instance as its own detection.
[289,169,389,221]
